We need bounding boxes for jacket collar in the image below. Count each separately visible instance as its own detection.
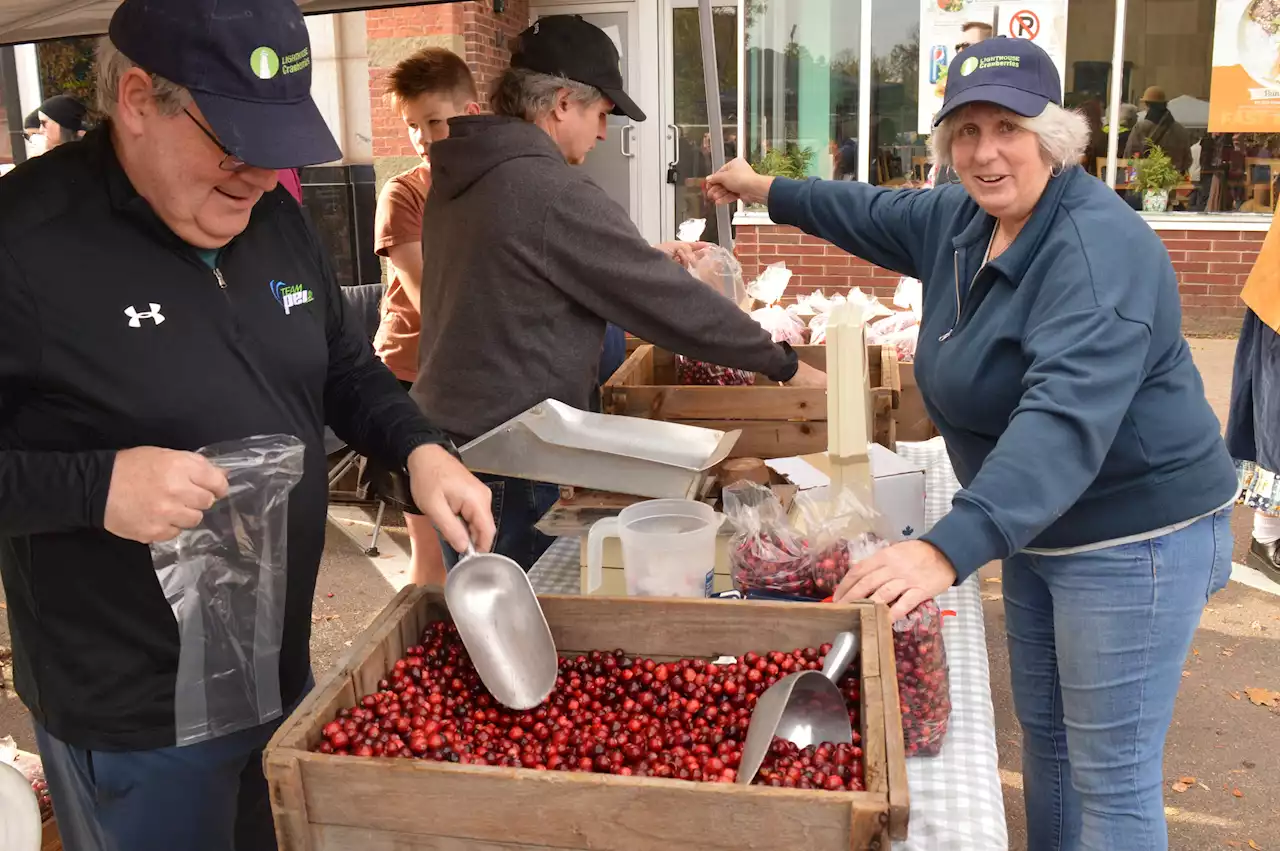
[950,166,1082,287]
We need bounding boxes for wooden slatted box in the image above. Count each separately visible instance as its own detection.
[601,345,900,459]
[266,590,909,850]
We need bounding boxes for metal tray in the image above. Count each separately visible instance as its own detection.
[458,400,740,500]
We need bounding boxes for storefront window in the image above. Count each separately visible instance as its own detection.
[1121,0,1278,214]
[869,2,1115,191]
[744,0,861,189]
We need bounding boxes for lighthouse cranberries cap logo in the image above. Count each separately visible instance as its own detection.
[250,45,311,81]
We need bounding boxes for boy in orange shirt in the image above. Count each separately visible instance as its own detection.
[374,48,481,586]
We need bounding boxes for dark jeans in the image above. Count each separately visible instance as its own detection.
[36,675,314,851]
[442,474,561,571]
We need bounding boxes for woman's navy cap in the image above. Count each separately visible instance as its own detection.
[108,0,342,168]
[934,36,1062,127]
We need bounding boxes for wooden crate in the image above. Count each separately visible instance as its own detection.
[601,345,899,459]
[42,817,62,851]
[266,591,909,851]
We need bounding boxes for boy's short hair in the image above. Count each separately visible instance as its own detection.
[385,48,478,108]
[961,21,993,38]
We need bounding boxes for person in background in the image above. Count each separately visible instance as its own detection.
[21,109,47,158]
[1126,86,1192,173]
[0,1,495,848]
[374,47,481,587]
[707,36,1236,850]
[1228,215,1280,584]
[1103,102,1138,155]
[414,15,823,570]
[957,20,993,53]
[35,95,89,148]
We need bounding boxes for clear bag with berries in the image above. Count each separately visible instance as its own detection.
[722,481,813,596]
[794,485,887,598]
[892,599,952,757]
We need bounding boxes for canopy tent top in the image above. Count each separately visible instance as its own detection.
[0,0,453,46]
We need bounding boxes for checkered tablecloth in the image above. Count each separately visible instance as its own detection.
[529,437,1007,850]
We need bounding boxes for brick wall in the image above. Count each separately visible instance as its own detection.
[735,223,1262,331]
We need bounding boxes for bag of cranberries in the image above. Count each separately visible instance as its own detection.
[794,486,888,597]
[892,599,952,757]
[722,481,813,596]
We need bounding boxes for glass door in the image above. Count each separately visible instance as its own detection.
[660,0,740,244]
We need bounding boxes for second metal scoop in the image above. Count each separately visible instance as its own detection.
[736,631,860,785]
[444,543,558,710]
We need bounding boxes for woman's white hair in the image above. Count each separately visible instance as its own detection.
[490,67,602,122]
[930,101,1091,171]
[95,37,193,119]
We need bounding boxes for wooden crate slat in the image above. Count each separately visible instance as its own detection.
[312,825,556,850]
[860,607,888,798]
[605,385,828,422]
[879,606,911,840]
[297,754,879,850]
[538,595,864,659]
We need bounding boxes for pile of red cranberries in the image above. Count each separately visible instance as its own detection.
[893,600,951,756]
[675,355,757,387]
[313,622,865,791]
[730,531,813,596]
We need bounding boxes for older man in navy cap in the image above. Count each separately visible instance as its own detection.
[0,1,495,849]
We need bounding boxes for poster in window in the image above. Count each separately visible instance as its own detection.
[1210,0,1280,132]
[916,1,1068,134]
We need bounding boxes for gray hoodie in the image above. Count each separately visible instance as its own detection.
[411,115,798,442]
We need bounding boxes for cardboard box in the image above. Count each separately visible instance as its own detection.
[579,444,926,595]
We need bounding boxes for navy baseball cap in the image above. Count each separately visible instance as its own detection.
[933,36,1061,127]
[512,16,646,122]
[109,0,341,169]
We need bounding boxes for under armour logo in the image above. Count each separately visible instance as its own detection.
[124,304,165,327]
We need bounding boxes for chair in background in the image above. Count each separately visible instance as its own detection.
[326,282,392,556]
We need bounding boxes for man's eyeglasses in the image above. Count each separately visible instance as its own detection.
[184,109,249,172]
[955,42,973,53]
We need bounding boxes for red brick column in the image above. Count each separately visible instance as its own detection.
[735,222,1261,331]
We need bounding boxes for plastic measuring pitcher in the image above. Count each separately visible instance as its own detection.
[586,499,720,597]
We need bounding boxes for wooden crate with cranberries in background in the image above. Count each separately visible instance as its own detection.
[265,589,909,851]
[601,344,900,458]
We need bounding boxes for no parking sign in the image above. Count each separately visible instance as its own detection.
[1001,2,1068,97]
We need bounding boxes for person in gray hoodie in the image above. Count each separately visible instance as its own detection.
[411,15,824,569]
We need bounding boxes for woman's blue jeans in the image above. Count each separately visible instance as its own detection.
[1003,509,1232,851]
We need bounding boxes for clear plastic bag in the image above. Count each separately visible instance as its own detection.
[722,482,812,596]
[751,305,807,345]
[893,600,952,757]
[689,244,746,303]
[795,486,886,598]
[747,262,793,306]
[151,434,306,746]
[675,355,756,386]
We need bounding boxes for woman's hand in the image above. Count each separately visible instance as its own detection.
[833,540,957,621]
[654,240,709,268]
[705,158,774,207]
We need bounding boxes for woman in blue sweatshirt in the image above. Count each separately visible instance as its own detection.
[708,37,1237,851]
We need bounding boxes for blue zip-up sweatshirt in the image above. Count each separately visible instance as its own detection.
[769,167,1238,582]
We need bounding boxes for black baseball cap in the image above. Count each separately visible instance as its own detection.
[108,0,341,169]
[512,16,646,122]
[38,95,88,133]
[933,36,1061,127]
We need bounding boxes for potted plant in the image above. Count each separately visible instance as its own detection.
[1133,141,1181,213]
[746,144,815,210]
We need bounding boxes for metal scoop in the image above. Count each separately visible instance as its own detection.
[736,631,859,785]
[444,542,558,710]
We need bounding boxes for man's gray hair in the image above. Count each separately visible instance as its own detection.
[95,38,192,118]
[930,101,1091,171]
[490,67,602,122]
